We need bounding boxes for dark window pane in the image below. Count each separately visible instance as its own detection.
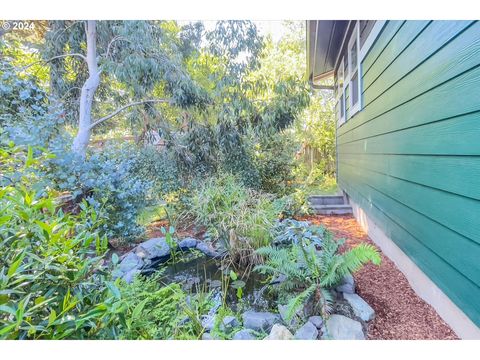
[340,94,345,118]
[351,72,358,106]
[350,41,358,71]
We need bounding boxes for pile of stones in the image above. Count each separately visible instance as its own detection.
[202,275,375,340]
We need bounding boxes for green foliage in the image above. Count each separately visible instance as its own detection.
[49,143,153,242]
[255,226,381,320]
[99,274,203,340]
[130,144,182,199]
[186,174,282,252]
[0,143,111,339]
[253,131,299,195]
[273,219,324,246]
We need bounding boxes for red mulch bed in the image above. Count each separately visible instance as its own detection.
[302,214,459,340]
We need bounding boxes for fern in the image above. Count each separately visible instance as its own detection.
[254,224,381,319]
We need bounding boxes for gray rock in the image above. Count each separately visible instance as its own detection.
[136,237,171,259]
[221,316,239,331]
[266,324,293,340]
[335,274,355,294]
[343,293,375,322]
[242,311,280,332]
[196,241,221,258]
[233,329,256,340]
[326,314,365,340]
[308,316,323,329]
[294,321,319,340]
[119,252,144,273]
[122,268,140,284]
[201,315,216,331]
[178,237,198,250]
[202,332,213,340]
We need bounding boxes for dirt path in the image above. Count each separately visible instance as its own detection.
[303,214,458,340]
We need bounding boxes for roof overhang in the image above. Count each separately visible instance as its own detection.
[306,20,349,89]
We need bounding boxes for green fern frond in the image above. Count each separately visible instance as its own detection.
[285,284,317,321]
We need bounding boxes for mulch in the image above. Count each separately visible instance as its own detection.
[302,214,459,340]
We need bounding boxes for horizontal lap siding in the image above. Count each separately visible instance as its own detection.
[337,20,480,326]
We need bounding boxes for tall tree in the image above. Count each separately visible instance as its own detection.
[43,20,208,157]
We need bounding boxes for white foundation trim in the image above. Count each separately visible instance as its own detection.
[349,198,480,340]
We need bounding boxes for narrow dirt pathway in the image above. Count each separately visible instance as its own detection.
[303,214,458,340]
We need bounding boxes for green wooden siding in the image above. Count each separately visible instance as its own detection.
[336,20,480,327]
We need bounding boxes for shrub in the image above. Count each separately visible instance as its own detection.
[0,143,112,339]
[253,131,299,195]
[186,174,283,260]
[255,226,381,320]
[131,145,182,199]
[273,219,324,246]
[49,143,153,242]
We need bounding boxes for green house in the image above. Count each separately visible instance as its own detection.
[306,20,480,339]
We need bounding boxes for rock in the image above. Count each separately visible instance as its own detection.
[325,315,365,340]
[343,293,375,322]
[266,324,294,340]
[135,237,171,260]
[242,311,280,332]
[201,315,216,331]
[196,241,221,257]
[122,268,140,284]
[294,321,319,340]
[278,304,301,328]
[221,316,239,331]
[233,329,256,340]
[335,274,355,294]
[308,316,323,329]
[202,332,213,340]
[119,252,144,273]
[178,237,198,250]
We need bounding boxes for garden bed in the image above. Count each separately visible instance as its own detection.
[302,214,459,340]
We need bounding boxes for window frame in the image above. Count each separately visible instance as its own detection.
[347,21,361,117]
[336,58,346,126]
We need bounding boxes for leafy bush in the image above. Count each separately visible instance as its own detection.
[49,143,153,242]
[0,142,216,340]
[131,145,182,199]
[273,219,324,246]
[255,226,381,320]
[100,274,197,339]
[253,131,298,195]
[186,173,282,256]
[0,143,112,339]
[277,187,311,218]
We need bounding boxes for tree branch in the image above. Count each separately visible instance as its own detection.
[104,36,130,59]
[88,99,172,130]
[19,53,87,72]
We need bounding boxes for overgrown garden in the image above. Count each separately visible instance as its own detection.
[0,20,379,340]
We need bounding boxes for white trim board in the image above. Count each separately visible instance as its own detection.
[348,197,480,339]
[360,20,387,62]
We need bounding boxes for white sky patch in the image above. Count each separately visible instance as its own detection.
[179,20,288,43]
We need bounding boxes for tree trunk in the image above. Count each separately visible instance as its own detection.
[72,20,100,158]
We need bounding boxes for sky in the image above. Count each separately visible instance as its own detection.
[179,20,292,43]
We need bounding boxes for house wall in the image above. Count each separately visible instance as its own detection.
[335,20,480,330]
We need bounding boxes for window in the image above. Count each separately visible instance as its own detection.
[336,58,345,125]
[347,21,361,116]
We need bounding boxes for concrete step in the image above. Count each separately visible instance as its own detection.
[308,195,345,205]
[309,204,353,215]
